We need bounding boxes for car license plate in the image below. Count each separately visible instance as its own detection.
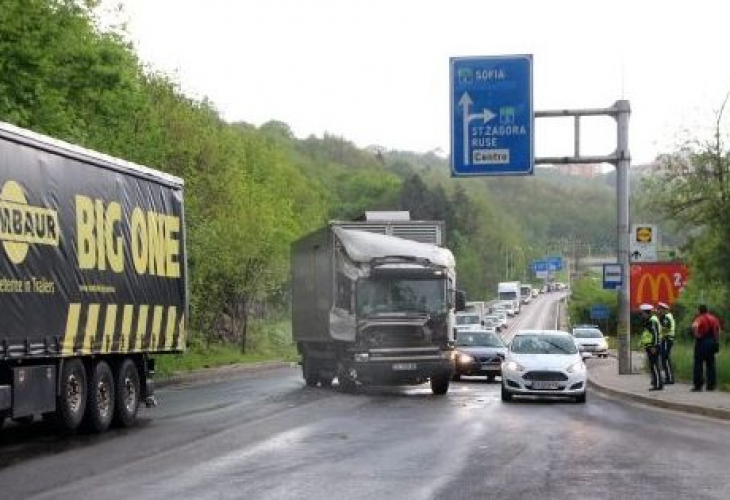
[393,363,417,371]
[532,381,559,390]
[481,363,495,370]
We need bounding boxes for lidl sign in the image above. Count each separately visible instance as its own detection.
[630,262,688,310]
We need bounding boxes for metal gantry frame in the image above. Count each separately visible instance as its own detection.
[535,100,632,374]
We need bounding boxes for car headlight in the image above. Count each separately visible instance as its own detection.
[458,353,474,364]
[504,361,525,372]
[565,361,585,374]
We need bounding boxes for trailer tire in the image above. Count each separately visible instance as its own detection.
[56,359,87,431]
[430,373,450,395]
[84,360,115,433]
[113,359,141,427]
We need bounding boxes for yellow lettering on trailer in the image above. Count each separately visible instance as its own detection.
[75,196,123,273]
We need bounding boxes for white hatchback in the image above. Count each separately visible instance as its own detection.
[501,330,589,403]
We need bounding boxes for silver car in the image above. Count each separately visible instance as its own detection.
[572,326,609,358]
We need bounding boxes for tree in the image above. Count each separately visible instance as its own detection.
[642,94,730,309]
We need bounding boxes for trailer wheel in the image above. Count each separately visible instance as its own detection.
[430,373,450,395]
[56,359,87,431]
[113,359,141,427]
[84,360,115,433]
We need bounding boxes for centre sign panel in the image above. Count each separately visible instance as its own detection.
[450,55,534,177]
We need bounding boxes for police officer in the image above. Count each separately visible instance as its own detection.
[657,301,675,385]
[639,303,663,391]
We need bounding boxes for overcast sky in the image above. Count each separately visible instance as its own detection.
[106,0,730,165]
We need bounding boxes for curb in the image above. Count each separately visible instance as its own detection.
[587,376,730,422]
[156,361,298,388]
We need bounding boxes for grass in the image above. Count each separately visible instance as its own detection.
[155,319,298,378]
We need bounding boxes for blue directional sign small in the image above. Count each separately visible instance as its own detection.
[590,305,610,321]
[547,256,563,272]
[450,55,534,177]
[533,260,548,273]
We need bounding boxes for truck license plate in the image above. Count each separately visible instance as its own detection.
[393,363,417,371]
[532,381,559,390]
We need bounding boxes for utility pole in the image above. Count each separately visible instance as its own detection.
[535,100,632,374]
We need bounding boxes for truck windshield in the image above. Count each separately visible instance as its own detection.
[498,291,517,301]
[357,278,446,316]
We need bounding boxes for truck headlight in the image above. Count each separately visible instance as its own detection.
[354,353,369,362]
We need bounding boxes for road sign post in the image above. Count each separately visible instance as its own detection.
[450,55,534,177]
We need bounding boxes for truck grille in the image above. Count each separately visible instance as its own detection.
[523,371,568,382]
[363,324,425,346]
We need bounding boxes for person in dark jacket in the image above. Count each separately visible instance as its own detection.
[691,304,721,391]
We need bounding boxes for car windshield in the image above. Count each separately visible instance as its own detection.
[573,329,603,339]
[511,334,578,354]
[457,314,481,325]
[456,332,504,347]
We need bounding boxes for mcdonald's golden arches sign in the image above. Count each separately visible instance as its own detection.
[630,263,689,310]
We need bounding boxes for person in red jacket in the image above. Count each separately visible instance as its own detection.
[691,304,722,391]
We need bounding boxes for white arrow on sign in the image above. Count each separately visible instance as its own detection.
[459,92,496,165]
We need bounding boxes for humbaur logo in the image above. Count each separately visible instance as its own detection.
[0,180,59,264]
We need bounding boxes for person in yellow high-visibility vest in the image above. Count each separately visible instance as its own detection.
[639,303,663,391]
[657,301,675,385]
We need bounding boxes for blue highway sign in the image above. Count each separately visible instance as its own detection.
[547,256,563,272]
[450,55,534,177]
[590,304,610,321]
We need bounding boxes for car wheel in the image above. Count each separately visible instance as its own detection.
[486,375,496,383]
[501,384,513,402]
[452,372,461,381]
[575,392,587,404]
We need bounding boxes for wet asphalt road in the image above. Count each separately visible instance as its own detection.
[2,294,730,499]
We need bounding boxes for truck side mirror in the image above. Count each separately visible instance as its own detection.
[455,290,466,312]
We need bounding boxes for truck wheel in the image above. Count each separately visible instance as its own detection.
[56,359,87,431]
[452,372,461,382]
[319,375,334,388]
[84,360,115,433]
[337,367,357,393]
[303,357,319,387]
[113,359,141,427]
[431,374,450,395]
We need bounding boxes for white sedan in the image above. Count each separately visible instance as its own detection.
[501,330,589,403]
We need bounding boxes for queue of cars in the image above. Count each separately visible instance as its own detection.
[453,293,604,404]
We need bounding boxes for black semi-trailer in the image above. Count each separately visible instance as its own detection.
[0,122,187,433]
